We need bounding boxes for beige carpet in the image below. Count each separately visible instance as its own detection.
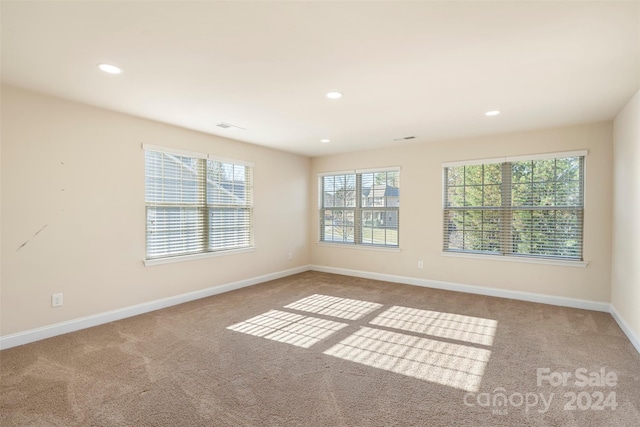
[1,271,639,426]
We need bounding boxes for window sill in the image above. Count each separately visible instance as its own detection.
[440,251,588,267]
[144,247,255,266]
[316,242,401,253]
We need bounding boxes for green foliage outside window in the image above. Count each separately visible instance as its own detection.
[444,155,584,260]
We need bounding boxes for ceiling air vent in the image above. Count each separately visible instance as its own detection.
[216,122,245,131]
[392,136,416,141]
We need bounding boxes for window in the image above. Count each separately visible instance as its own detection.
[319,168,400,247]
[443,151,585,261]
[144,145,253,261]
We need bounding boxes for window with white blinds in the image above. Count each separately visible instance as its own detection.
[144,145,253,261]
[319,168,400,247]
[443,151,585,261]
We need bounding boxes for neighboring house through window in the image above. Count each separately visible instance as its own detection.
[319,168,400,247]
[144,144,253,262]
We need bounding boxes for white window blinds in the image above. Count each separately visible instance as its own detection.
[443,152,585,261]
[207,160,253,251]
[319,169,400,247]
[144,145,253,260]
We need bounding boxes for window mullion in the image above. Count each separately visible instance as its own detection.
[198,159,213,252]
[500,162,513,255]
[355,174,362,244]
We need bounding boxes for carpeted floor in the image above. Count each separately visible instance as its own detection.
[1,271,639,426]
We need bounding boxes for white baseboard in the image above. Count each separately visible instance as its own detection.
[310,265,640,355]
[4,264,637,356]
[0,265,310,350]
[609,305,640,355]
[309,265,611,312]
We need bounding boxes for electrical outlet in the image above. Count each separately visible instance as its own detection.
[52,293,63,307]
[288,252,293,260]
[418,261,424,269]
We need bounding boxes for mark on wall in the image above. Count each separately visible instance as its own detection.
[16,224,49,252]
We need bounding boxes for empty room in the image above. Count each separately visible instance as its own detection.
[1,1,639,426]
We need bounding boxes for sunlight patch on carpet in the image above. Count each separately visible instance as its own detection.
[369,306,497,346]
[323,327,490,392]
[227,310,348,348]
[284,294,383,320]
[227,294,496,392]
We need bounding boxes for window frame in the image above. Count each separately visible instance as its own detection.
[442,150,587,265]
[143,144,254,265]
[318,167,400,249]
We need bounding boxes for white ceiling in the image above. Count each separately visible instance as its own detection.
[2,1,639,157]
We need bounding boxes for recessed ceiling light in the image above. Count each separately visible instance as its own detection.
[97,63,122,74]
[320,139,331,143]
[485,110,501,116]
[326,92,343,99]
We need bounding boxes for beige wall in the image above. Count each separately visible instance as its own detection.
[0,84,625,341]
[0,85,310,336]
[311,122,613,303]
[612,90,640,340]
